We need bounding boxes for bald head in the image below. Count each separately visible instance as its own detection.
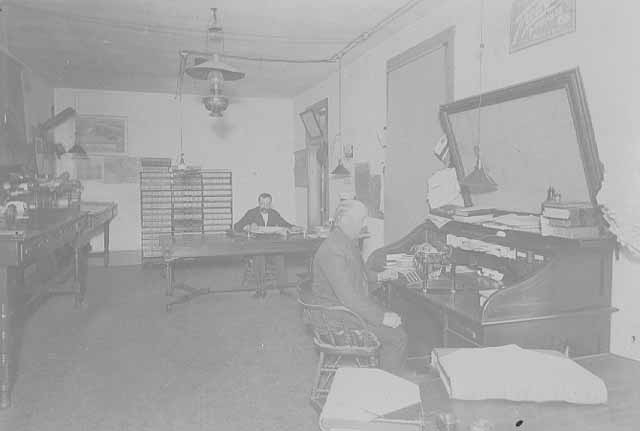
[334,199,367,239]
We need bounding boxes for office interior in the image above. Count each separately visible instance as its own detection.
[0,1,639,430]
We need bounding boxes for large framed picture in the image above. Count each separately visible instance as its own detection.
[76,115,127,154]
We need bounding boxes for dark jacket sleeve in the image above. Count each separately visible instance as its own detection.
[318,247,385,325]
[234,209,254,232]
[270,210,293,228]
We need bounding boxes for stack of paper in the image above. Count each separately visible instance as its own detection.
[482,214,541,233]
[251,226,287,235]
[385,253,416,274]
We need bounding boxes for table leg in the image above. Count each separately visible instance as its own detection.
[73,246,81,306]
[165,260,174,297]
[76,245,89,306]
[103,222,110,267]
[273,254,288,294]
[253,255,266,298]
[0,267,10,409]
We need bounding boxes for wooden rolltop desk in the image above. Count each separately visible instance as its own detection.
[367,69,616,357]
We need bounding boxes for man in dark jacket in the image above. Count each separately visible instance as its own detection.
[311,200,407,374]
[234,193,294,232]
[234,193,298,297]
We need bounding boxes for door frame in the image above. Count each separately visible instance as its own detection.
[302,98,329,227]
[386,26,455,104]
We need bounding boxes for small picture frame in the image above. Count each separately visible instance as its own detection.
[300,109,323,139]
[76,115,127,154]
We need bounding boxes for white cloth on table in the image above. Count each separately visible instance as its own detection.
[436,344,607,405]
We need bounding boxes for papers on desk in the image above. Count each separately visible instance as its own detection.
[250,226,287,235]
[432,345,608,405]
[446,234,516,259]
[426,213,451,228]
[482,214,541,233]
[385,254,416,272]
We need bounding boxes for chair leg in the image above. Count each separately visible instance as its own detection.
[241,258,253,289]
[311,351,325,409]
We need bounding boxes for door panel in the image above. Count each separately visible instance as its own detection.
[385,46,448,243]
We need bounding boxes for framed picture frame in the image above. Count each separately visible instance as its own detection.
[299,109,323,139]
[76,115,127,154]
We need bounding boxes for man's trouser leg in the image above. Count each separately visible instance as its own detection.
[367,324,408,375]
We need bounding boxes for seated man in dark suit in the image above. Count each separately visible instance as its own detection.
[234,193,299,297]
[311,199,408,375]
[234,192,294,233]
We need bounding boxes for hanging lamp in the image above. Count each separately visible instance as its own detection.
[183,8,245,117]
[461,0,497,195]
[331,57,350,177]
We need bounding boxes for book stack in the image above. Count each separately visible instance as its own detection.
[540,201,601,239]
[452,206,496,224]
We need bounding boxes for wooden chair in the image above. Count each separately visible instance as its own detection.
[298,290,381,412]
[240,256,278,291]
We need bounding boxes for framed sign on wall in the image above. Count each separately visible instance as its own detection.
[510,0,576,53]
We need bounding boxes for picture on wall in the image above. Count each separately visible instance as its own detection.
[509,0,576,53]
[104,156,140,184]
[75,157,104,181]
[76,115,127,154]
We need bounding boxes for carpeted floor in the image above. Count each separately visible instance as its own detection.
[1,261,319,431]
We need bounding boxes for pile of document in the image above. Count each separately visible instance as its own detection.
[385,253,416,273]
[482,214,541,233]
[446,234,516,259]
[540,201,600,239]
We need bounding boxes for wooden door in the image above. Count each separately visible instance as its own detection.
[385,29,454,243]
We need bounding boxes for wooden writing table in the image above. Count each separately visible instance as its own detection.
[0,203,117,409]
[163,232,323,310]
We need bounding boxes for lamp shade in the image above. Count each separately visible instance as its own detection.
[331,160,351,177]
[185,54,245,81]
[461,165,498,194]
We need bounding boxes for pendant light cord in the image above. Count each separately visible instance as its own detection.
[475,0,486,167]
[179,95,183,157]
[338,57,342,138]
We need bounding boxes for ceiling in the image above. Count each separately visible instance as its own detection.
[4,0,443,97]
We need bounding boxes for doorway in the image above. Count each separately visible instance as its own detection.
[384,27,454,243]
[302,98,329,227]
